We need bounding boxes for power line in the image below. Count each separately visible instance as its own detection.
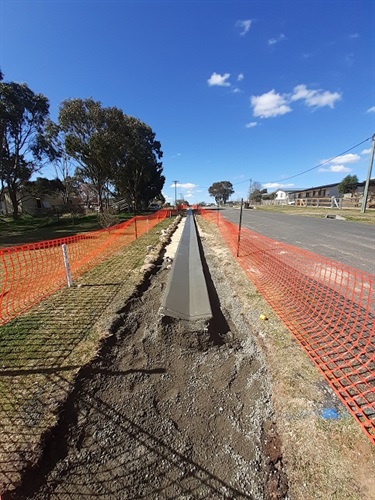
[178,136,373,191]
[259,136,372,184]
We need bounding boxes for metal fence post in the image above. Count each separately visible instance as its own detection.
[61,244,73,287]
[237,198,243,257]
[134,217,138,239]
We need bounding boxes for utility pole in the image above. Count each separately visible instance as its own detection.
[361,134,375,214]
[248,178,252,202]
[173,180,179,209]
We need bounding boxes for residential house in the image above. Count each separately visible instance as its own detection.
[0,188,79,216]
[270,179,375,207]
[290,183,341,202]
[273,189,305,204]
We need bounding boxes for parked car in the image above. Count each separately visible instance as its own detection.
[148,204,160,212]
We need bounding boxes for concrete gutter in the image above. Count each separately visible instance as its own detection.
[160,210,212,321]
[325,214,346,220]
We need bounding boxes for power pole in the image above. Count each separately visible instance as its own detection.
[248,178,252,202]
[361,134,375,214]
[173,180,179,209]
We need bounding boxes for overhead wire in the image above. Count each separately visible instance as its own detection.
[259,136,372,184]
[196,135,372,190]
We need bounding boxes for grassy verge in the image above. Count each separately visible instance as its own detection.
[252,204,375,224]
[0,217,174,495]
[0,211,135,247]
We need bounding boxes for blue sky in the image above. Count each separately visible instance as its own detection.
[1,0,374,204]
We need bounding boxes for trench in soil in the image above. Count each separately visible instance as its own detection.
[7,221,288,499]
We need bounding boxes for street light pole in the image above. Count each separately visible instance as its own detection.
[173,180,179,209]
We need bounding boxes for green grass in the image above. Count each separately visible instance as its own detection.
[0,217,174,492]
[0,211,135,248]
[254,204,375,224]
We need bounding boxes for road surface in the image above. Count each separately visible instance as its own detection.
[220,208,375,274]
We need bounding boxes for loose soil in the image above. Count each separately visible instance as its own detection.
[4,214,375,499]
[7,216,287,499]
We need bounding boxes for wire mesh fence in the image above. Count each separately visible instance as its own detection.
[0,210,168,326]
[199,209,375,444]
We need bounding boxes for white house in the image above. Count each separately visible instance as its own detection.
[273,189,300,204]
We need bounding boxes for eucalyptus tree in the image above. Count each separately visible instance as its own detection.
[112,116,164,212]
[58,98,123,212]
[42,119,80,205]
[338,174,359,195]
[208,181,234,205]
[58,98,165,213]
[24,176,65,198]
[0,80,50,217]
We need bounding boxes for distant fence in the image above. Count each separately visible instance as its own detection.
[199,209,375,444]
[262,196,375,209]
[0,210,169,326]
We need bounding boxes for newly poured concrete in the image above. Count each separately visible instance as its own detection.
[160,210,212,321]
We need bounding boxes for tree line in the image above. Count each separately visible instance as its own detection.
[0,70,165,218]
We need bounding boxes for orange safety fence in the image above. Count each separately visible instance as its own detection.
[0,210,168,326]
[199,209,375,444]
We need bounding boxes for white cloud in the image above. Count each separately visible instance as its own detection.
[250,84,341,119]
[349,33,359,39]
[361,148,371,155]
[207,72,231,87]
[251,89,292,118]
[245,121,258,128]
[319,164,352,173]
[268,33,286,45]
[330,153,360,164]
[162,192,173,202]
[237,73,244,81]
[236,19,252,36]
[262,182,295,189]
[367,106,375,113]
[291,84,341,109]
[319,153,360,171]
[172,182,197,189]
[171,153,182,159]
[232,87,242,94]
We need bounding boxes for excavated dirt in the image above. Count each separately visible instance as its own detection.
[8,217,288,499]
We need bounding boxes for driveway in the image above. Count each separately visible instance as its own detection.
[221,209,375,274]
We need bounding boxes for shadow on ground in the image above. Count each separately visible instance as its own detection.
[0,221,172,496]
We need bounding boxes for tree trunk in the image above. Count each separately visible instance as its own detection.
[8,186,19,219]
[97,186,104,213]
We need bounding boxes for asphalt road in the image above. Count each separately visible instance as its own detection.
[220,208,375,274]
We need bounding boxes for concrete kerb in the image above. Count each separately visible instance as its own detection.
[160,210,212,322]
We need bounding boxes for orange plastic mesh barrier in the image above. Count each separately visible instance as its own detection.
[0,211,168,326]
[199,209,375,444]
